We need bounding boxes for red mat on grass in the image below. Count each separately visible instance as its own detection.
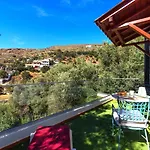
[28,125,72,150]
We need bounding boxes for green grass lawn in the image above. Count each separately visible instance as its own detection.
[12,100,150,150]
[69,100,150,150]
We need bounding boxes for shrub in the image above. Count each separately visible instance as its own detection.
[21,71,32,81]
[0,70,8,78]
[41,66,50,73]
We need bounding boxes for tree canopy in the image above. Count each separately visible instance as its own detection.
[0,40,145,131]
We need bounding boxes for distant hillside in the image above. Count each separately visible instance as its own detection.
[0,48,41,64]
[46,44,101,51]
[0,44,102,63]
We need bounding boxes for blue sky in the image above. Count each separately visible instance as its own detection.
[0,0,120,48]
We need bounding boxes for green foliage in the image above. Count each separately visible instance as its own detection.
[49,60,55,66]
[35,63,73,83]
[0,104,20,131]
[41,66,50,73]
[10,60,26,72]
[96,44,144,93]
[47,82,86,114]
[21,71,32,81]
[35,59,101,113]
[12,70,20,76]
[10,85,49,122]
[0,40,145,132]
[0,70,7,78]
[26,66,35,72]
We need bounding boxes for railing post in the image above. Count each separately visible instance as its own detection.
[144,37,150,95]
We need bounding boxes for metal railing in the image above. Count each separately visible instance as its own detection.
[0,95,112,150]
[0,78,143,149]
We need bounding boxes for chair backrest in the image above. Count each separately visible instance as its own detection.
[138,87,147,97]
[117,98,150,123]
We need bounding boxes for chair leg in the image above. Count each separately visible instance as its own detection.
[118,127,121,150]
[112,118,114,136]
[144,129,149,150]
[138,130,140,141]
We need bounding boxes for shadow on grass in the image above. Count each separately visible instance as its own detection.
[10,139,29,150]
[69,102,150,150]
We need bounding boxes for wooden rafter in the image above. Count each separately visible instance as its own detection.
[124,26,150,40]
[129,24,150,40]
[124,40,150,47]
[112,17,150,31]
[115,5,150,29]
[94,0,134,22]
[95,0,150,46]
[114,25,150,44]
[134,44,150,57]
[100,23,117,46]
[115,30,124,44]
[101,0,135,23]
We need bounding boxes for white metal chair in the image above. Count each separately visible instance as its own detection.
[112,97,150,150]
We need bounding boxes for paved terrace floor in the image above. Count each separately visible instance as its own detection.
[12,100,150,150]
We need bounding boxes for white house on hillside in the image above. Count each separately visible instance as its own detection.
[86,45,92,48]
[25,58,53,70]
[40,59,50,67]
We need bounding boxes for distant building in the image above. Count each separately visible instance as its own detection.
[40,59,50,67]
[86,45,92,48]
[25,58,55,70]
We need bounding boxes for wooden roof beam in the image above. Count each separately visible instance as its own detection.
[94,0,134,22]
[112,17,150,31]
[100,23,117,46]
[115,30,125,45]
[100,0,135,23]
[112,24,150,41]
[113,26,150,45]
[123,40,149,47]
[123,25,150,40]
[129,24,150,40]
[114,25,150,45]
[113,5,150,29]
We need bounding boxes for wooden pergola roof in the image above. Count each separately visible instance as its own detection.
[95,0,150,55]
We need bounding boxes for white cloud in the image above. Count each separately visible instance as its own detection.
[12,36,25,45]
[32,5,51,17]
